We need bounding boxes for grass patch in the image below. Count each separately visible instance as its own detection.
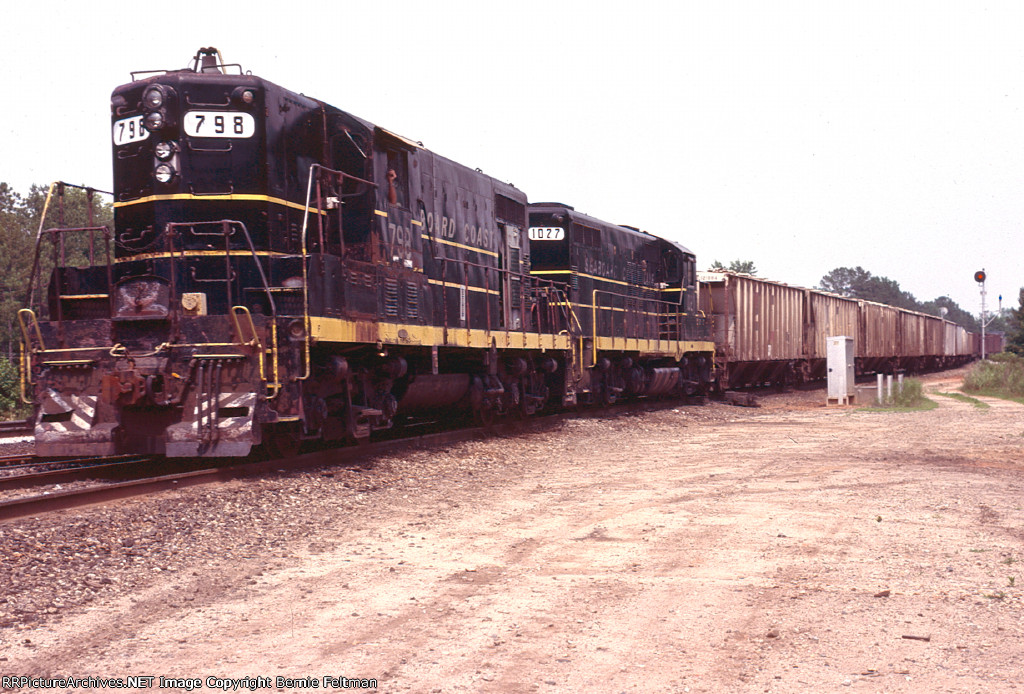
[859,377,937,412]
[963,354,1024,402]
[936,391,990,409]
[968,390,1024,406]
[860,399,939,413]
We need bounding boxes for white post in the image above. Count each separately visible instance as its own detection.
[977,269,988,360]
[898,373,904,394]
[886,374,893,401]
[877,373,884,404]
[981,284,987,360]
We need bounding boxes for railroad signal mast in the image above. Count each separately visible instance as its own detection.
[974,269,994,360]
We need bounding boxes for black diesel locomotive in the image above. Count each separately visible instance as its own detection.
[20,48,714,457]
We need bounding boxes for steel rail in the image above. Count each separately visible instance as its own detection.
[0,416,566,523]
[0,457,155,492]
[0,419,33,436]
[0,394,713,523]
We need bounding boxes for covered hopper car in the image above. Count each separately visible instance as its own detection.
[698,271,982,389]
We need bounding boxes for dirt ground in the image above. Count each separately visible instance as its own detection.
[2,368,1023,693]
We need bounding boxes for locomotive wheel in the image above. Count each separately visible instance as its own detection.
[263,423,303,458]
[474,404,497,427]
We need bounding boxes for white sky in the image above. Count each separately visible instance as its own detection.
[2,1,1021,315]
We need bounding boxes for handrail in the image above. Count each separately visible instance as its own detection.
[165,220,281,399]
[230,305,280,398]
[25,182,114,312]
[26,225,114,321]
[17,308,45,405]
[17,308,45,353]
[19,340,32,405]
[298,163,378,380]
[590,288,706,366]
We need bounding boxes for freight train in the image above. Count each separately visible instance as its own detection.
[18,49,995,458]
[18,48,714,457]
[698,272,1000,389]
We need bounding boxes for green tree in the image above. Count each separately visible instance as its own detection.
[818,266,873,297]
[1006,288,1024,356]
[919,296,979,332]
[0,182,113,359]
[819,266,981,331]
[710,259,758,275]
[0,183,36,359]
[0,357,25,416]
[819,266,918,309]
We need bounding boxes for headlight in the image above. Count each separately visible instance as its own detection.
[241,90,255,104]
[154,164,175,184]
[144,111,164,131]
[154,141,174,160]
[144,87,164,109]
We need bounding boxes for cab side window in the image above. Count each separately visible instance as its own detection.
[385,148,409,208]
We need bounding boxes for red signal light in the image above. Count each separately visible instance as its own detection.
[974,270,986,283]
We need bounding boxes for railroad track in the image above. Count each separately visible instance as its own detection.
[0,418,32,436]
[0,455,156,491]
[0,395,713,523]
[0,453,36,466]
[0,415,567,523]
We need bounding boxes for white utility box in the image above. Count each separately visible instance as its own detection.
[826,336,856,406]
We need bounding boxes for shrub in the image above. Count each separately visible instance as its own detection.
[889,377,926,408]
[963,356,1024,397]
[0,357,21,416]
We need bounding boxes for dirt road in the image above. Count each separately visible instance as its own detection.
[3,371,1023,692]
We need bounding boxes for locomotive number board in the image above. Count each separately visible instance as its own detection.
[113,115,149,145]
[528,227,565,241]
[184,111,256,138]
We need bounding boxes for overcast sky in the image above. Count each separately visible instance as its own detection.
[3,1,1021,315]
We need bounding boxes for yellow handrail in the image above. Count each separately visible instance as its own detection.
[17,308,45,352]
[19,341,31,405]
[230,305,280,398]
